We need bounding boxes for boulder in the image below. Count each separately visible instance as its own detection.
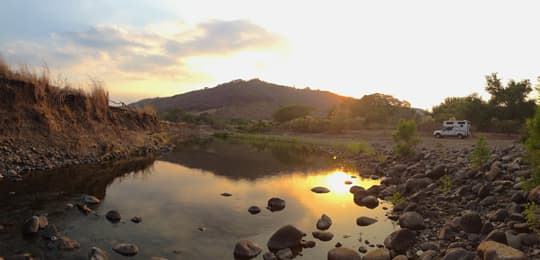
[460,211,482,233]
[234,240,262,259]
[426,165,447,179]
[486,161,502,181]
[398,211,425,230]
[405,178,431,194]
[316,214,332,230]
[354,195,379,209]
[83,195,101,204]
[248,206,261,215]
[356,216,378,226]
[327,247,361,260]
[527,185,540,204]
[476,241,527,260]
[267,225,304,251]
[441,248,474,260]
[275,248,293,259]
[262,252,277,260]
[383,229,416,253]
[362,248,391,260]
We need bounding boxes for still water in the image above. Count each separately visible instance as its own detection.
[0,141,397,259]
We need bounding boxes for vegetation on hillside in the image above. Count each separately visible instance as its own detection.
[272,105,314,122]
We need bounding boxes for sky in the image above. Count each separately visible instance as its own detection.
[1,0,539,109]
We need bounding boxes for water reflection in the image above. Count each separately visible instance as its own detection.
[0,143,396,259]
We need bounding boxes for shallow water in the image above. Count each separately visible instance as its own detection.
[0,141,397,259]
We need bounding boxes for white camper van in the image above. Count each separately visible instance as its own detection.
[433,120,471,139]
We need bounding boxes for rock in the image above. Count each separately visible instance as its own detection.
[476,241,527,260]
[248,206,261,215]
[275,248,293,259]
[311,186,331,193]
[89,247,109,260]
[113,243,139,256]
[267,225,304,251]
[426,165,447,179]
[37,215,48,229]
[505,231,521,250]
[327,247,361,260]
[485,230,507,244]
[398,211,425,230]
[22,216,39,234]
[312,231,334,241]
[383,229,416,253]
[362,248,391,260]
[349,186,365,194]
[267,198,286,212]
[518,233,538,246]
[234,240,262,259]
[419,250,438,260]
[441,248,474,260]
[477,184,490,199]
[460,211,482,233]
[316,214,332,230]
[262,252,277,260]
[420,242,439,251]
[486,161,502,181]
[405,178,431,194]
[105,210,121,222]
[392,256,408,260]
[301,240,316,248]
[57,236,80,250]
[356,216,378,226]
[131,216,142,223]
[150,258,167,260]
[83,195,101,204]
[4,254,34,260]
[527,185,540,204]
[41,224,59,240]
[221,192,232,197]
[335,242,342,247]
[354,195,379,209]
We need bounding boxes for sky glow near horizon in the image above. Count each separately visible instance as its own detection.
[1,0,539,109]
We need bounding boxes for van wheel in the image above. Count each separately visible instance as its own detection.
[435,133,442,138]
[457,134,464,139]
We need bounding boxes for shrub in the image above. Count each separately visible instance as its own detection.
[523,106,540,191]
[392,120,419,157]
[470,136,490,169]
[440,174,452,193]
[524,202,540,229]
[390,191,405,205]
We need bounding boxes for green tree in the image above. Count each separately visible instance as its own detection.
[485,73,536,123]
[392,120,420,156]
[432,94,492,131]
[272,105,314,122]
[349,93,415,125]
[470,136,490,169]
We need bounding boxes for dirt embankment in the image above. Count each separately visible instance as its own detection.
[0,77,169,180]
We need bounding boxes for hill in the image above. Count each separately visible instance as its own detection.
[131,79,350,120]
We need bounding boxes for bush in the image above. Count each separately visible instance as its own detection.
[470,136,490,169]
[523,106,540,191]
[392,120,419,157]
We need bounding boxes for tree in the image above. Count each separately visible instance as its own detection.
[392,120,420,157]
[432,94,492,131]
[349,93,415,125]
[485,73,536,122]
[272,105,314,122]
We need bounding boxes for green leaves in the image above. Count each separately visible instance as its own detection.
[470,136,490,170]
[392,120,419,157]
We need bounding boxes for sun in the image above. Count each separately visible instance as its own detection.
[325,170,355,194]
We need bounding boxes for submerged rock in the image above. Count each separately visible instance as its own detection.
[37,215,48,229]
[131,216,142,223]
[113,243,139,256]
[275,248,293,259]
[248,206,261,215]
[316,214,332,230]
[82,195,101,205]
[312,231,334,241]
[221,192,232,197]
[89,247,109,260]
[105,210,121,222]
[356,216,377,226]
[57,236,80,251]
[22,216,39,234]
[234,240,262,259]
[354,195,379,209]
[262,252,277,260]
[311,186,331,194]
[267,225,305,251]
[327,247,361,260]
[267,198,286,212]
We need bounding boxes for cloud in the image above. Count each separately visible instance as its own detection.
[2,20,282,81]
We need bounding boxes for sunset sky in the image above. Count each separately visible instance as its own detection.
[1,0,539,109]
